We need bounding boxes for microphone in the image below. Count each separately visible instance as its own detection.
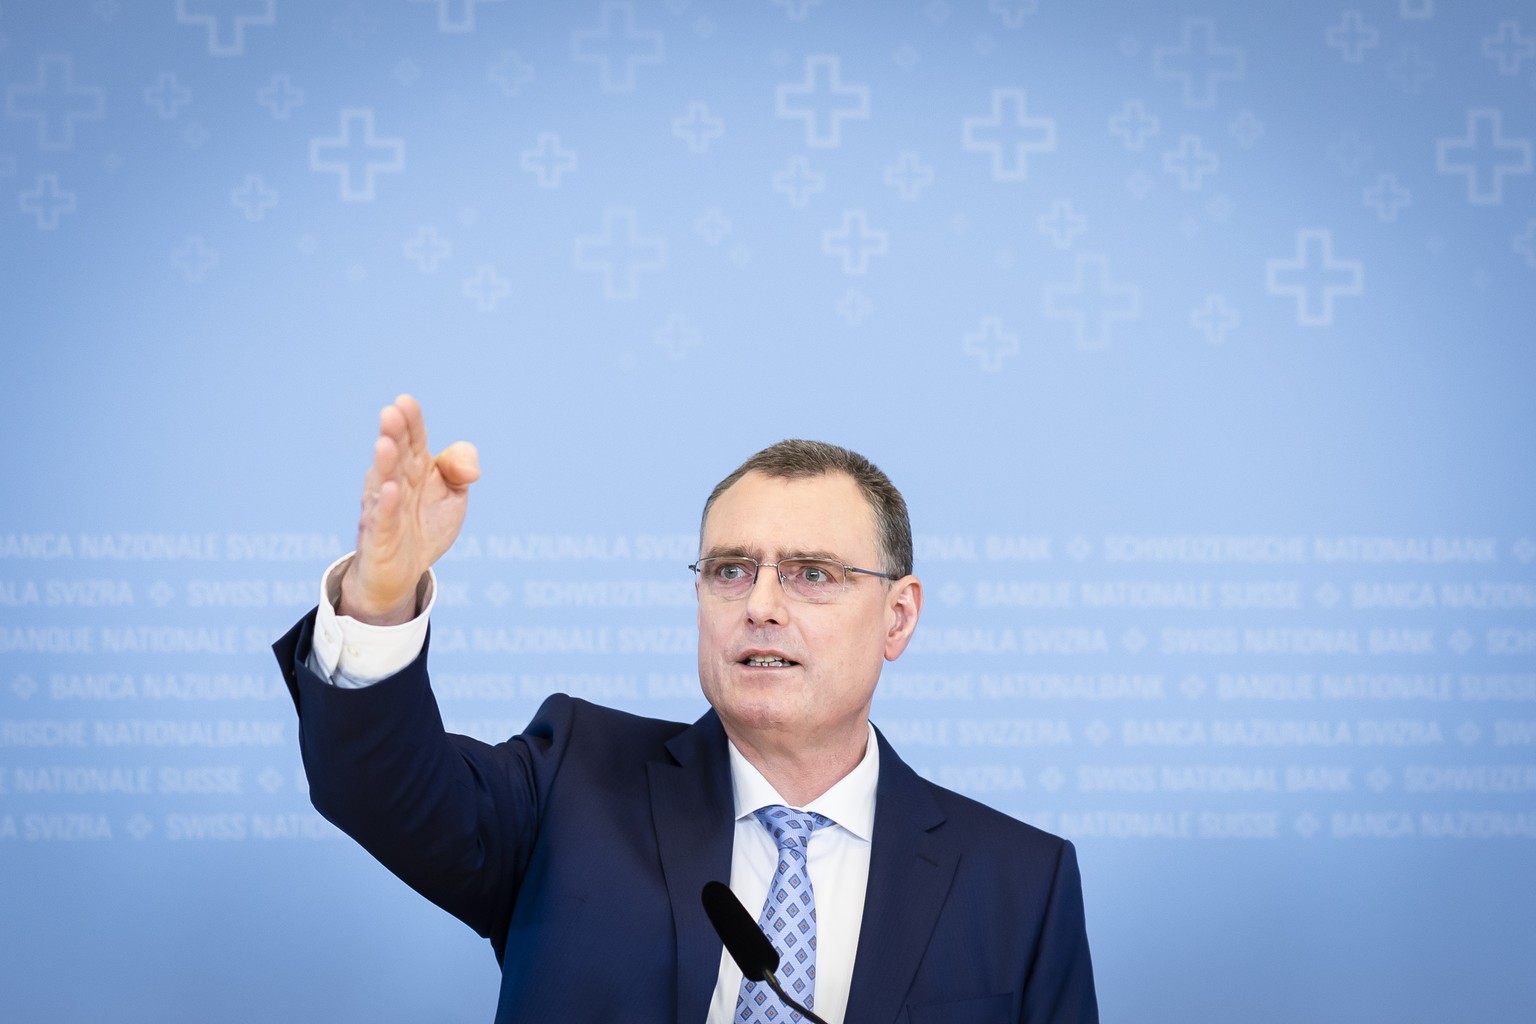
[701,881,831,1024]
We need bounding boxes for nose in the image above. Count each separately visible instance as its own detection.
[743,562,789,625]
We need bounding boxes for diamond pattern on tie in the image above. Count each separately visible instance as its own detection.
[735,805,834,1023]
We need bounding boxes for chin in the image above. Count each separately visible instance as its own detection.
[717,693,801,733]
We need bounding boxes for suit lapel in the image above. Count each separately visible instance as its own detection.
[649,710,735,1024]
[844,728,957,1024]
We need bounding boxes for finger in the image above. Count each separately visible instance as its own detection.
[384,395,432,483]
[394,393,428,462]
[358,435,400,536]
[436,441,481,488]
[373,402,405,473]
[359,418,394,515]
[372,433,402,487]
[390,401,446,502]
[379,399,407,441]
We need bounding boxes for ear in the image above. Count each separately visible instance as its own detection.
[883,575,923,662]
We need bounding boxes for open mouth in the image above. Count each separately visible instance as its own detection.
[742,654,798,668]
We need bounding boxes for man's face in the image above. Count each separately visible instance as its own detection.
[695,470,922,756]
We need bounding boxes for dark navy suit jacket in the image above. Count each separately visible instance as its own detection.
[275,612,1098,1023]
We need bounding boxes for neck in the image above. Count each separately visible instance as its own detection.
[727,721,870,807]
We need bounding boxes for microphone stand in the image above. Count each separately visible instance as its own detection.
[756,974,830,1024]
[702,881,832,1024]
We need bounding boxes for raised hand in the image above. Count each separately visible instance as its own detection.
[338,394,479,625]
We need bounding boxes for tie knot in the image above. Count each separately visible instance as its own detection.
[754,805,832,856]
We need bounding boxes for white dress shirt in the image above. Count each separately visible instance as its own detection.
[309,555,877,1024]
[707,729,875,1024]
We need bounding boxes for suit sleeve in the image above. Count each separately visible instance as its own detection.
[1020,839,1099,1023]
[273,609,577,961]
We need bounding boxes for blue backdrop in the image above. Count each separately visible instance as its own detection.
[2,1,1534,1021]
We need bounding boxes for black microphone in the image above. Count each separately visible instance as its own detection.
[701,881,831,1024]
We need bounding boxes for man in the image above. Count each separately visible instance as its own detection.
[274,395,1097,1023]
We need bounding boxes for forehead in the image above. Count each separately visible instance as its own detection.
[701,470,878,558]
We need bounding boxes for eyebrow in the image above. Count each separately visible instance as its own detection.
[699,547,850,564]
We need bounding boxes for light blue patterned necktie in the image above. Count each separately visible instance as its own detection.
[736,805,835,1023]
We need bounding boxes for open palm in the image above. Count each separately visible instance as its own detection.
[340,394,479,625]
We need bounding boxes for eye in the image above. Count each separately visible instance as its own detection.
[713,559,753,582]
[794,561,838,586]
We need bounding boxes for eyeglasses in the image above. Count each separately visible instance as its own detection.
[689,556,899,603]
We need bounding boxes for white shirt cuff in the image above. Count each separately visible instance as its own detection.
[308,552,435,689]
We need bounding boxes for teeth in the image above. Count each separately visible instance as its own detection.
[746,655,791,667]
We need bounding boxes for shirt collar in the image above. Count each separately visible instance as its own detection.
[726,721,880,842]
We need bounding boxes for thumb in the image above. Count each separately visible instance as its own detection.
[436,441,481,488]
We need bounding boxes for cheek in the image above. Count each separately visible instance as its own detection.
[697,605,719,637]
[807,622,879,677]
[695,607,733,670]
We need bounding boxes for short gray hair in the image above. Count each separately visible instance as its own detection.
[700,439,913,578]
